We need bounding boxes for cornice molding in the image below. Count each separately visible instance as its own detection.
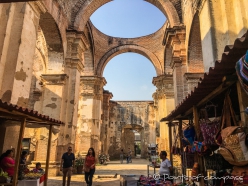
[41,74,68,85]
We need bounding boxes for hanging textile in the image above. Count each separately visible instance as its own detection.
[236,50,248,95]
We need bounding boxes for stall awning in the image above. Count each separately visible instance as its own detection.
[0,99,64,125]
[161,31,248,122]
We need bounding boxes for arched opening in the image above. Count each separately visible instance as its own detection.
[103,53,156,100]
[134,130,141,157]
[39,12,64,74]
[90,0,166,38]
[97,45,163,76]
[186,13,204,93]
[73,0,181,31]
[187,13,204,73]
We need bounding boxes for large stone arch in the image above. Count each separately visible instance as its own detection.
[39,12,63,53]
[73,0,112,31]
[73,0,181,31]
[96,45,163,76]
[145,0,180,27]
[39,12,64,74]
[41,0,68,54]
[187,12,204,73]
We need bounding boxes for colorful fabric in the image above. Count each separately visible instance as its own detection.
[183,126,195,145]
[200,119,220,145]
[236,50,248,95]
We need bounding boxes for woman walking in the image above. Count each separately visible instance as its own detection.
[84,148,96,186]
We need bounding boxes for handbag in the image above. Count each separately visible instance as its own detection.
[84,166,90,173]
[216,94,248,166]
[199,108,220,145]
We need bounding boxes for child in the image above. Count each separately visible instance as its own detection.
[33,162,44,173]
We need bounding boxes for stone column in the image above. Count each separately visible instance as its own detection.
[102,90,113,155]
[152,75,174,154]
[76,76,106,157]
[57,31,88,159]
[0,2,44,107]
[164,26,186,105]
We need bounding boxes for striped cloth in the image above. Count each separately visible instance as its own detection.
[236,50,248,95]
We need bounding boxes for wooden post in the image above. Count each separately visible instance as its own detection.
[168,122,173,168]
[44,125,52,186]
[178,120,185,177]
[12,118,26,186]
[193,106,205,185]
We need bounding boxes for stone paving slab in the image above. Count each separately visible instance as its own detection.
[48,158,150,186]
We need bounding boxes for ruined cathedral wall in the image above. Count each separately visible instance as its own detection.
[106,101,154,159]
[181,0,248,72]
[0,2,40,107]
[107,101,120,159]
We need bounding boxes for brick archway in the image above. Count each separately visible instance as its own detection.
[73,0,181,31]
[42,0,69,55]
[187,13,204,73]
[96,45,163,76]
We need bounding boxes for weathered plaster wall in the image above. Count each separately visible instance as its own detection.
[0,3,39,107]
[75,76,105,157]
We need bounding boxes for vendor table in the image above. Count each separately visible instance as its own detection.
[147,164,160,176]
[17,174,45,186]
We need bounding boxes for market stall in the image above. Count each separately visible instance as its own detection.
[160,31,248,186]
[0,100,64,186]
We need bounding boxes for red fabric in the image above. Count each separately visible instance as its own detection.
[85,156,95,169]
[0,157,15,176]
[39,174,45,183]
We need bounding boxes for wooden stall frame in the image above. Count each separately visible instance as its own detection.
[0,103,64,186]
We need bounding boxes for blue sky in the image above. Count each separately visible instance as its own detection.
[90,0,166,100]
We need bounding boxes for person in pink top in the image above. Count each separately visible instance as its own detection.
[0,149,15,177]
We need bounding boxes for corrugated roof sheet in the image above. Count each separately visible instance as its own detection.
[0,99,64,125]
[162,31,248,121]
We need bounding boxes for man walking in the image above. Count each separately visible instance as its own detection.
[60,146,75,186]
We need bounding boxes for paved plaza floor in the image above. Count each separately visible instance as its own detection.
[48,158,149,186]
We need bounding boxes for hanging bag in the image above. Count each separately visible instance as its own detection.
[199,107,220,145]
[183,121,196,145]
[217,94,248,166]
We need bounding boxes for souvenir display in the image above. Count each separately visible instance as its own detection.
[199,108,220,145]
[236,50,248,95]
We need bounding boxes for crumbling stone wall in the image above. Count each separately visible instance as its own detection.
[106,101,155,159]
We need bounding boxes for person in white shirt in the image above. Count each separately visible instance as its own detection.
[159,151,173,182]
